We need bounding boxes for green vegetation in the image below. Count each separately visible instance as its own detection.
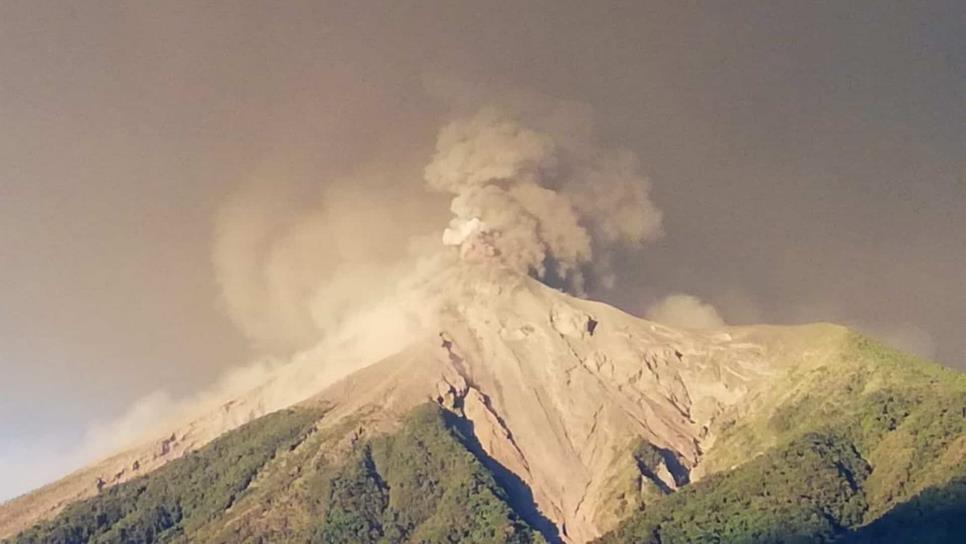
[313,404,544,544]
[597,334,966,543]
[9,404,543,544]
[598,432,870,543]
[9,333,963,544]
[843,476,966,543]
[10,408,323,544]
[315,446,389,543]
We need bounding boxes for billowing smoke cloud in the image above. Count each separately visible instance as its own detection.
[2,100,669,501]
[212,173,447,351]
[426,106,662,292]
[9,98,667,493]
[645,293,726,329]
[214,100,663,351]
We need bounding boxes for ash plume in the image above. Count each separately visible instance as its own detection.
[426,106,663,292]
[212,173,446,351]
[26,96,670,501]
[213,99,665,352]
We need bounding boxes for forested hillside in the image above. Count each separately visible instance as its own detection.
[8,405,545,544]
[596,336,966,543]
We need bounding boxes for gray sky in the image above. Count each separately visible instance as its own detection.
[1,1,964,501]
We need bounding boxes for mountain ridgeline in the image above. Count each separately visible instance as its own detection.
[2,267,964,543]
[12,404,547,544]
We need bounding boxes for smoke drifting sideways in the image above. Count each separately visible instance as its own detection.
[216,103,665,354]
[197,103,670,434]
[212,174,447,352]
[645,294,726,330]
[29,100,670,476]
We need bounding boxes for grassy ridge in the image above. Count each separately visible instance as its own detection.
[9,408,323,544]
[597,433,871,543]
[8,404,544,544]
[597,334,966,543]
[313,404,543,543]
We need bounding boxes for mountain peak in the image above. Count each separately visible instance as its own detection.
[4,270,961,543]
[1,263,792,541]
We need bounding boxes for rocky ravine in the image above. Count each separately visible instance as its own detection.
[0,264,837,542]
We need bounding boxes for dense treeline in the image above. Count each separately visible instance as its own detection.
[597,433,870,543]
[843,476,966,543]
[11,408,322,544]
[596,335,966,543]
[314,405,544,543]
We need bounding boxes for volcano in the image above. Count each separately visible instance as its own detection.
[2,262,964,543]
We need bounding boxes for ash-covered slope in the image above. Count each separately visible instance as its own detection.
[406,265,807,542]
[3,263,964,544]
[0,263,825,541]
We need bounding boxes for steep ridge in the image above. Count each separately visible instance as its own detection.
[288,264,828,541]
[418,266,808,542]
[3,263,962,543]
[595,334,966,543]
[0,377,284,540]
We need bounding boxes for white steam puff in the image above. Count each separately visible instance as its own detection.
[426,107,662,291]
[646,294,726,329]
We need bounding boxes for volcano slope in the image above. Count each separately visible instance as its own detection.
[2,265,964,543]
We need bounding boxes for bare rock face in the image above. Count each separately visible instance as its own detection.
[0,263,826,542]
[416,265,779,542]
[305,264,805,542]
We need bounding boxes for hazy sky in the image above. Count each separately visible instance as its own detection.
[1,1,964,501]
